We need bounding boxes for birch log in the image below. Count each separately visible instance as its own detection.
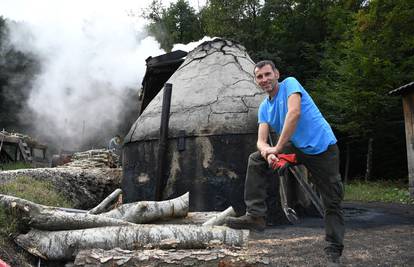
[202,206,236,226]
[0,193,189,230]
[101,192,189,223]
[0,194,132,230]
[15,225,249,260]
[75,247,270,267]
[87,188,123,215]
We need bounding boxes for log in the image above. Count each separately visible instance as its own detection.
[88,188,123,215]
[74,247,270,267]
[0,192,189,230]
[15,225,249,260]
[101,192,189,223]
[0,194,134,230]
[202,206,236,226]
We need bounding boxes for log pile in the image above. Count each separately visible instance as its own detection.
[0,190,251,265]
[63,149,120,169]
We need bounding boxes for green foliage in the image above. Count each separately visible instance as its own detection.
[0,162,33,171]
[0,176,73,235]
[0,16,39,132]
[345,180,414,204]
[144,0,204,51]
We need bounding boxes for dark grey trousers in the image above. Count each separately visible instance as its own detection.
[244,144,345,256]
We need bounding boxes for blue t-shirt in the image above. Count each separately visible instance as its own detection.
[258,77,336,154]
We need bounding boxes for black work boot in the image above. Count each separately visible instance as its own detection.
[326,253,341,267]
[225,214,266,232]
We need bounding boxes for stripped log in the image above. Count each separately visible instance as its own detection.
[101,192,189,223]
[88,188,123,215]
[202,206,236,226]
[0,193,189,230]
[15,225,249,260]
[74,247,270,267]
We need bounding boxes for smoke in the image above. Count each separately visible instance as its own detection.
[4,4,165,151]
[171,36,215,52]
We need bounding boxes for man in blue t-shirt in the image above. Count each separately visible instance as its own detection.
[226,60,344,264]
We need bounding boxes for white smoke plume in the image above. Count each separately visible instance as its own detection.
[172,36,215,52]
[2,1,166,151]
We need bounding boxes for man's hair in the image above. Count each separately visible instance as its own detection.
[254,60,278,74]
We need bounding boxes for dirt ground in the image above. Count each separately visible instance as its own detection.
[246,201,414,266]
[0,201,413,266]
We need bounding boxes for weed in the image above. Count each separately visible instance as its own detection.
[344,180,414,204]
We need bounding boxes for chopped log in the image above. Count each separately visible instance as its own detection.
[0,194,134,230]
[0,193,189,230]
[15,225,249,261]
[88,189,123,215]
[202,206,236,226]
[101,192,189,223]
[74,247,270,267]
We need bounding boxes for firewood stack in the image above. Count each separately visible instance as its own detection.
[63,149,120,168]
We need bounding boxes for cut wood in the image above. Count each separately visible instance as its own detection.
[0,192,189,230]
[74,247,270,267]
[88,188,123,215]
[202,206,236,226]
[15,225,249,260]
[101,192,189,223]
[0,194,133,230]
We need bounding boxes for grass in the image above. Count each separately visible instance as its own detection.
[0,176,73,235]
[0,162,33,171]
[344,180,414,204]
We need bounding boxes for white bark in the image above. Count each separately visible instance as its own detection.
[101,192,189,223]
[0,194,133,230]
[15,225,249,260]
[0,193,189,230]
[88,188,123,215]
[74,247,270,266]
[202,206,236,226]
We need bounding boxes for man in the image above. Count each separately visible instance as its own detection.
[226,60,344,264]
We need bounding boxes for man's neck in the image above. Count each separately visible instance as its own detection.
[268,82,279,100]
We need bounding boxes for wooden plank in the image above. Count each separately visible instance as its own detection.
[402,93,414,197]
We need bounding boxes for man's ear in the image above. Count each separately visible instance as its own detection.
[274,69,280,80]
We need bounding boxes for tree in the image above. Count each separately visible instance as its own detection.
[144,0,204,51]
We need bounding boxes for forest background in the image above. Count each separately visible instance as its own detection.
[1,0,413,182]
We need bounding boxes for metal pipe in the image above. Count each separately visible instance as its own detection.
[155,83,172,200]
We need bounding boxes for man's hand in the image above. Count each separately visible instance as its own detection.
[266,153,278,167]
[260,146,281,160]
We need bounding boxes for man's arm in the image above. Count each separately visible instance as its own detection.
[257,123,280,165]
[265,93,301,157]
[257,123,270,157]
[274,93,301,153]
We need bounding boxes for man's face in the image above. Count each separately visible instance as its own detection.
[254,64,279,94]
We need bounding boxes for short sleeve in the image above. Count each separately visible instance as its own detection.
[284,77,303,97]
[258,101,267,123]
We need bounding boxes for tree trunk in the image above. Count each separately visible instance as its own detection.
[74,247,269,267]
[0,192,189,230]
[101,192,189,223]
[15,225,249,261]
[365,138,374,182]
